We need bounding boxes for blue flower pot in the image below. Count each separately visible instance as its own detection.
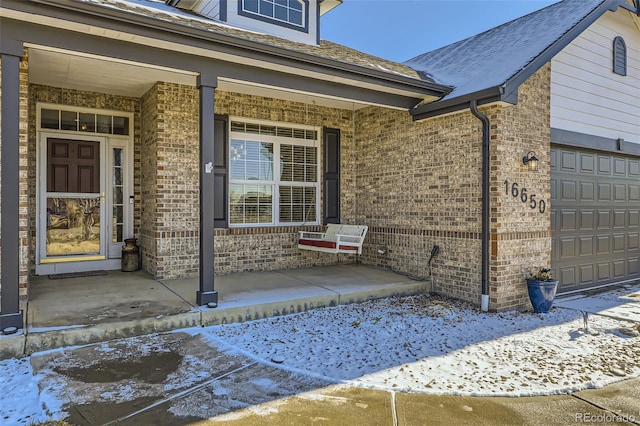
[526,278,558,313]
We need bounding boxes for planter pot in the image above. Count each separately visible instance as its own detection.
[526,278,558,313]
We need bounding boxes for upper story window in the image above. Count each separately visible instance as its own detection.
[613,36,627,76]
[240,0,307,31]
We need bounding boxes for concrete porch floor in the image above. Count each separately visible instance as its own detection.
[1,265,429,358]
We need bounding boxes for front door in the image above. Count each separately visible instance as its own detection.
[37,133,132,274]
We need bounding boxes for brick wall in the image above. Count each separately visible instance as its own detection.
[354,66,552,311]
[489,65,552,311]
[355,105,484,305]
[140,83,160,276]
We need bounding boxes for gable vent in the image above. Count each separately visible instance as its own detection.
[613,36,627,76]
[166,0,200,10]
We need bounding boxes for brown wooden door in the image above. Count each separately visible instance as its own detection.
[47,138,100,193]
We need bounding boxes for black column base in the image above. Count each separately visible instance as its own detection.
[0,311,24,333]
[196,291,218,307]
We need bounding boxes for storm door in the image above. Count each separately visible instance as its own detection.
[40,137,107,263]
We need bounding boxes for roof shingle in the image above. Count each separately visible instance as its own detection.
[404,0,608,102]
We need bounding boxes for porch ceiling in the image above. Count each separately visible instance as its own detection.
[28,47,370,110]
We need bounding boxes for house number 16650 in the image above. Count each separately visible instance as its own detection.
[504,180,546,213]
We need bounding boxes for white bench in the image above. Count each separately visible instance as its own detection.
[298,224,368,259]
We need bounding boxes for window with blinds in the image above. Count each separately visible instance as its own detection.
[229,120,319,226]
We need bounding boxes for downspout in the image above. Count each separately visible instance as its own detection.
[469,100,490,312]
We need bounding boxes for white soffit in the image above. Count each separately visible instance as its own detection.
[28,45,198,97]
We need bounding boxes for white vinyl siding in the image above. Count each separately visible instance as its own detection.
[550,9,640,143]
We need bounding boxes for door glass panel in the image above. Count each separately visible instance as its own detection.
[112,148,125,243]
[46,196,101,256]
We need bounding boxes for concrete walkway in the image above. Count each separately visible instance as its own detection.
[1,265,428,358]
[29,330,640,425]
[5,271,640,424]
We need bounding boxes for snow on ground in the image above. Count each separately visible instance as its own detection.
[1,286,639,424]
[0,357,64,425]
[199,290,640,397]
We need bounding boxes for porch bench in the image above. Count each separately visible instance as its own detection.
[298,224,368,259]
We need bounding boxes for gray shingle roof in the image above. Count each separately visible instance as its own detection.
[76,0,428,82]
[404,0,620,105]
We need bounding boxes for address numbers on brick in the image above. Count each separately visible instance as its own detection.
[504,180,546,213]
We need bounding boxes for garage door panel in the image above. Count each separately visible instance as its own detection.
[612,234,625,252]
[560,210,576,231]
[560,267,576,287]
[614,158,626,175]
[579,264,594,284]
[613,259,626,278]
[579,236,594,256]
[561,151,577,171]
[552,145,640,293]
[596,235,610,254]
[598,183,611,202]
[597,262,611,281]
[581,181,595,200]
[597,209,610,229]
[613,210,626,228]
[562,180,577,200]
[580,209,594,230]
[613,184,626,202]
[598,155,611,175]
[560,237,576,258]
[580,153,594,173]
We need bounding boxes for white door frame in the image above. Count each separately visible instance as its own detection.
[35,104,134,275]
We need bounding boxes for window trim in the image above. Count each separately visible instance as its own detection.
[229,118,320,227]
[238,0,309,33]
[613,36,627,76]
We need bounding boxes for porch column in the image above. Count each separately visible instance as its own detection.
[0,40,24,331]
[196,73,219,307]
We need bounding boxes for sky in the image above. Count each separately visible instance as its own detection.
[322,0,561,63]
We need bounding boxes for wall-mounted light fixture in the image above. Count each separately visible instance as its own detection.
[523,151,539,171]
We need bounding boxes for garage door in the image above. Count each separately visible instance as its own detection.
[551,146,640,293]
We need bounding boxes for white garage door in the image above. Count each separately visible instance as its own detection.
[551,146,640,293]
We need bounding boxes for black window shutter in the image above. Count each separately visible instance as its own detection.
[323,127,340,225]
[214,114,228,228]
